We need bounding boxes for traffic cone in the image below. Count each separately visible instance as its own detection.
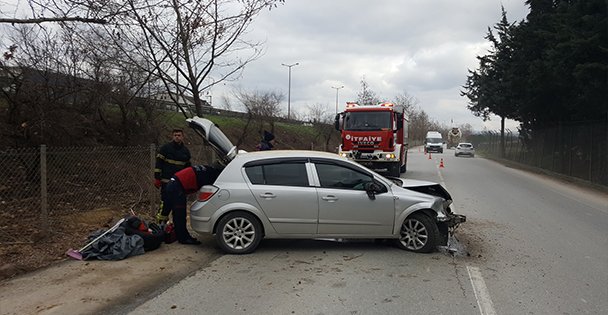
[440,158,445,168]
[428,152,432,159]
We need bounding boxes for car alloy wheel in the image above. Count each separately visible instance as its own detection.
[396,213,439,253]
[215,211,262,254]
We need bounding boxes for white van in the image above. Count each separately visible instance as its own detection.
[425,131,444,153]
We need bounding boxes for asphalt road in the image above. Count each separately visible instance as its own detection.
[127,147,608,315]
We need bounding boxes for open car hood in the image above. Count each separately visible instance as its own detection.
[186,116,237,165]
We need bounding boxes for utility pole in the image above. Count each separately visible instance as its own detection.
[281,62,299,119]
[331,85,344,115]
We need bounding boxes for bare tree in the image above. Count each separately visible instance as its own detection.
[459,123,474,141]
[2,0,284,118]
[72,0,285,118]
[394,90,418,116]
[306,103,335,152]
[232,88,284,147]
[0,0,115,24]
[356,77,381,105]
[408,106,433,145]
[0,22,162,147]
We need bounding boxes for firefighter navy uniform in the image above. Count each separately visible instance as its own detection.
[165,165,221,244]
[155,141,191,223]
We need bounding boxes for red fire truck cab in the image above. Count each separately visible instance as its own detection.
[334,102,409,177]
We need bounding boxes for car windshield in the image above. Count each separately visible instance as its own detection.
[344,111,391,131]
[427,138,442,143]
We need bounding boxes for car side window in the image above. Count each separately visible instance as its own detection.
[245,163,309,186]
[315,163,373,190]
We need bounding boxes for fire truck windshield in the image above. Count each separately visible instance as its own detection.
[344,111,391,131]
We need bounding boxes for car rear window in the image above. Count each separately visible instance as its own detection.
[245,163,309,186]
[460,144,472,148]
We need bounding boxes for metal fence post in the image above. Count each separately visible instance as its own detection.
[150,143,156,210]
[40,145,48,235]
[589,125,593,182]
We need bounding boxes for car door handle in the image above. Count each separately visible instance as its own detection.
[322,195,338,202]
[259,193,276,199]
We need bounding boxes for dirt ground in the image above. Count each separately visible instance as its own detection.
[0,233,220,315]
[0,208,132,280]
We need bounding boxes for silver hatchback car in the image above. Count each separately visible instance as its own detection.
[455,142,475,157]
[187,117,465,254]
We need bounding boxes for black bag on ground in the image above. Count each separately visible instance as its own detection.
[81,226,144,260]
[122,216,166,252]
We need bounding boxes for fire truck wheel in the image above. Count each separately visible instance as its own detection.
[400,164,406,173]
[388,163,400,177]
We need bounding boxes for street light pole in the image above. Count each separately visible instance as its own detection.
[282,62,299,120]
[331,85,344,115]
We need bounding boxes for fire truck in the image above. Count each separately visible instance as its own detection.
[334,101,408,177]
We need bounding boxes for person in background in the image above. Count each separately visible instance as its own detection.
[154,128,191,224]
[257,130,275,151]
[164,165,222,244]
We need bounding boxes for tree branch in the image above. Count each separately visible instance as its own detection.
[0,17,107,24]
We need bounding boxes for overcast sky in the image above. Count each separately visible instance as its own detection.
[2,0,530,131]
[215,0,530,131]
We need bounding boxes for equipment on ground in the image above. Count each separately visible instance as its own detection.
[65,218,126,260]
[334,102,409,177]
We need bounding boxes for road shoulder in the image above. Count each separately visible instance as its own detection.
[0,238,220,315]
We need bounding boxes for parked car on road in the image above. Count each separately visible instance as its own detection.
[187,117,466,254]
[455,143,475,157]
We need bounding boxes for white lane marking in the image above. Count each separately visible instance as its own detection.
[467,266,496,315]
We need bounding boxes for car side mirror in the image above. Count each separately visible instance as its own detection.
[334,113,343,131]
[364,182,382,200]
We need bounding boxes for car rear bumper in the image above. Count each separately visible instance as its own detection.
[455,151,474,155]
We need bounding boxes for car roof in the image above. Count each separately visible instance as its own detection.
[217,149,381,183]
[458,142,473,145]
[233,150,345,163]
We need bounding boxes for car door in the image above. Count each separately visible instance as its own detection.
[312,159,395,235]
[244,159,318,235]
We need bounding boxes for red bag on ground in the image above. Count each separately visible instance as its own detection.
[164,223,177,244]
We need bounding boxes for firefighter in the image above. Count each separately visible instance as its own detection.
[164,164,222,244]
[257,130,275,151]
[154,128,191,224]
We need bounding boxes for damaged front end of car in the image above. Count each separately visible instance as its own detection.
[387,176,466,250]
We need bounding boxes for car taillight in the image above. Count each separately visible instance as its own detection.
[197,186,218,202]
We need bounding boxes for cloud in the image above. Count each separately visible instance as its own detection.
[212,0,530,131]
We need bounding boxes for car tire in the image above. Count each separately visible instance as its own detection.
[215,211,262,254]
[395,212,439,253]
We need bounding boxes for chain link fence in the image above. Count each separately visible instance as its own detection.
[0,144,215,243]
[470,120,608,187]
